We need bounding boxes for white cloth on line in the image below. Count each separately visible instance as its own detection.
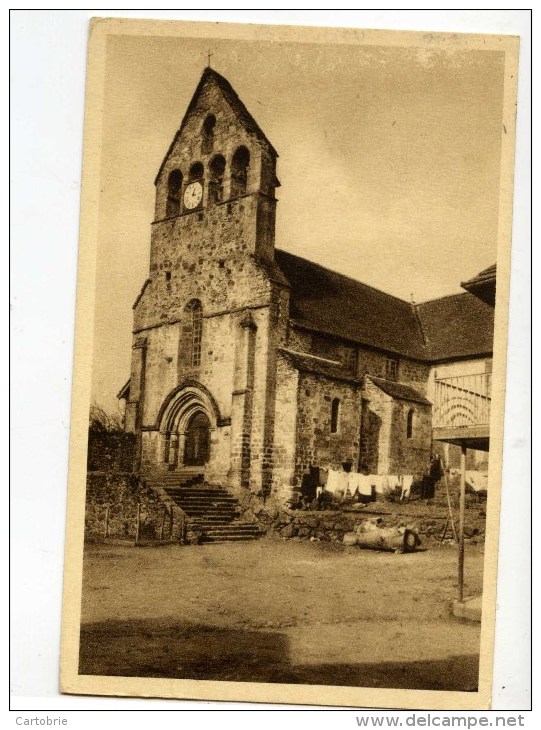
[401,475,414,500]
[326,469,348,494]
[357,474,373,496]
[372,475,387,494]
[465,471,488,493]
[338,471,349,492]
[325,469,341,493]
[347,472,361,495]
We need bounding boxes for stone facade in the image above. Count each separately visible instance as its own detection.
[294,373,362,480]
[125,69,288,501]
[358,379,430,476]
[120,68,491,512]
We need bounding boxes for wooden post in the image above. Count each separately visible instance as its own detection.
[135,503,141,545]
[458,442,467,603]
[443,472,458,541]
[159,507,166,541]
[104,504,109,539]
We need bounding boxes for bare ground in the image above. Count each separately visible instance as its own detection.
[79,538,483,691]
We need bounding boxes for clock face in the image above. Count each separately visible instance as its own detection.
[183,181,203,210]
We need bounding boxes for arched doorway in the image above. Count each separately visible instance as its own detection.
[184,411,211,466]
[158,381,222,471]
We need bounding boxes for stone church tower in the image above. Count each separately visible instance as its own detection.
[125,67,289,499]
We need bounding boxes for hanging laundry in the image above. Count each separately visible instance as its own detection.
[337,470,349,492]
[372,475,388,494]
[357,474,373,497]
[465,471,488,493]
[347,471,364,497]
[325,469,347,494]
[388,474,401,490]
[401,475,414,501]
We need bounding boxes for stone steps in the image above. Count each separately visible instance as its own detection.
[164,493,238,502]
[142,478,264,544]
[199,525,265,543]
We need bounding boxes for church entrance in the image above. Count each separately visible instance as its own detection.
[183,412,211,466]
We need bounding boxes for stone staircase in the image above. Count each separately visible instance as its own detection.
[143,472,264,543]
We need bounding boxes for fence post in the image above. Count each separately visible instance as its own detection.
[103,504,109,539]
[160,506,166,541]
[135,502,141,545]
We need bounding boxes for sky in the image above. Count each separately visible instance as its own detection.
[91,32,505,414]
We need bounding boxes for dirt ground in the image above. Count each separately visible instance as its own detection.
[79,537,484,691]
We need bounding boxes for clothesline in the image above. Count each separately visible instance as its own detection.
[322,469,415,500]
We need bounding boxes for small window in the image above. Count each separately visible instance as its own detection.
[188,161,204,182]
[165,169,183,217]
[386,358,399,381]
[330,398,340,434]
[345,348,358,375]
[202,114,216,155]
[231,146,250,197]
[407,409,414,439]
[208,154,226,204]
[165,271,171,282]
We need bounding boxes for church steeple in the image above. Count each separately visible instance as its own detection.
[151,67,279,262]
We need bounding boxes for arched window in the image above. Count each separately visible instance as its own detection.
[188,161,204,182]
[407,408,415,439]
[231,146,250,197]
[208,155,226,204]
[165,169,183,217]
[181,299,203,367]
[330,398,340,434]
[201,114,216,155]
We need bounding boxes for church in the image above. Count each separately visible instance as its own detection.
[118,67,495,510]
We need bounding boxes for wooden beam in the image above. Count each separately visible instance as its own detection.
[458,442,467,603]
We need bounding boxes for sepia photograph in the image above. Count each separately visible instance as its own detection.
[58,17,521,710]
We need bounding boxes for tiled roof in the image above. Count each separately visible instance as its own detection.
[415,292,494,362]
[367,376,432,406]
[460,264,497,306]
[275,249,494,363]
[275,249,429,360]
[461,264,497,288]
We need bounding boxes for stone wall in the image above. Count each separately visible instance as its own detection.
[388,399,432,476]
[270,354,299,503]
[87,430,136,473]
[85,472,187,543]
[360,379,432,477]
[308,330,430,393]
[294,373,363,485]
[359,380,393,474]
[262,507,486,544]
